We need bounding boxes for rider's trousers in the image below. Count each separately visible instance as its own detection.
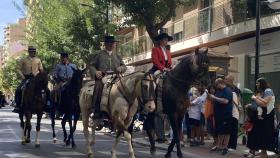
[92,80,104,113]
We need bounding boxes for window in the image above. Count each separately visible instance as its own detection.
[173,32,183,42]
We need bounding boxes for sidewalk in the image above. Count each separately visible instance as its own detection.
[106,130,278,158]
[133,131,247,158]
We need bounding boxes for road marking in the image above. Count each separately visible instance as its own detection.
[54,151,85,156]
[5,153,41,158]
[98,151,126,156]
[137,150,165,155]
[7,125,20,140]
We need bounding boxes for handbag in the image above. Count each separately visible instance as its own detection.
[204,99,214,119]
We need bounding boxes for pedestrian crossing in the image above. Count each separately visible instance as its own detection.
[3,150,166,157]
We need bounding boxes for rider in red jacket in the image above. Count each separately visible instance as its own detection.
[150,33,173,74]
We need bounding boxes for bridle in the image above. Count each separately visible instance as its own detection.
[139,73,155,105]
[116,72,155,107]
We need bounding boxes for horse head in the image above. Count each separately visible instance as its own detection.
[69,68,86,94]
[173,47,210,88]
[34,70,48,91]
[192,47,210,86]
[137,72,156,113]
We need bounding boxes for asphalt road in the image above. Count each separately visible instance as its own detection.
[0,106,175,158]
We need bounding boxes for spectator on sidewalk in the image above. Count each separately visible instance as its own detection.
[208,78,233,155]
[225,75,241,150]
[245,78,275,158]
[204,85,217,148]
[188,86,207,146]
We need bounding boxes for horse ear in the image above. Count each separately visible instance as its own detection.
[203,47,208,54]
[81,68,86,74]
[195,47,199,55]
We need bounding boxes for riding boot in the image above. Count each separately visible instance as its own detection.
[12,88,22,113]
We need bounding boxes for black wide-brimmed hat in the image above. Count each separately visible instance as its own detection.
[103,36,119,43]
[60,52,69,58]
[154,33,173,41]
[28,46,36,52]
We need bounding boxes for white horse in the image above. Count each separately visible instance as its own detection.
[79,71,156,158]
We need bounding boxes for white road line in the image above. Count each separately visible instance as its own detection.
[54,151,85,156]
[98,151,126,156]
[5,153,41,158]
[137,150,165,155]
[7,125,20,140]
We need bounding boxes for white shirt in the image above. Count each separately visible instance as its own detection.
[188,92,207,120]
[232,92,240,119]
[161,47,168,61]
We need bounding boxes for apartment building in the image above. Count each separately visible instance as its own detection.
[2,18,27,68]
[116,0,280,98]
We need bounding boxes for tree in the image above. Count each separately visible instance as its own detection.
[0,59,21,95]
[24,0,115,70]
[112,0,196,44]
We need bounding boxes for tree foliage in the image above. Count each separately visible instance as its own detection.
[25,0,115,71]
[112,0,196,43]
[0,59,21,94]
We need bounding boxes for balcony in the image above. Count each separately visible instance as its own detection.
[119,0,280,63]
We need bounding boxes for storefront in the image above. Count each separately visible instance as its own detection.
[229,30,280,104]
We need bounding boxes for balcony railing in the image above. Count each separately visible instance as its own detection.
[118,0,279,59]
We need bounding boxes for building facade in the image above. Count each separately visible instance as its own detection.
[1,18,27,68]
[116,0,280,102]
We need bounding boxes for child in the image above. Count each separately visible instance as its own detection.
[188,86,207,146]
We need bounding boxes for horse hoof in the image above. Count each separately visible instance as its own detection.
[128,152,135,158]
[21,141,26,145]
[72,143,76,149]
[165,153,171,158]
[25,138,31,143]
[88,153,94,158]
[53,138,57,144]
[35,144,40,148]
[150,147,156,155]
[65,140,70,146]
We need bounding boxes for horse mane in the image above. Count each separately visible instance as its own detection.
[118,71,146,83]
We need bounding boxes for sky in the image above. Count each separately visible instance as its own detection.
[0,0,25,45]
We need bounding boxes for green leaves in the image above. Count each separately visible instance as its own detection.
[112,0,195,43]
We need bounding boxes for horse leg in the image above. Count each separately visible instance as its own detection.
[25,113,32,144]
[123,130,135,158]
[111,130,122,158]
[82,109,94,158]
[146,129,156,155]
[19,112,26,145]
[35,113,42,148]
[165,114,179,158]
[175,115,184,158]
[71,113,80,148]
[66,114,74,148]
[61,114,68,143]
[50,109,57,143]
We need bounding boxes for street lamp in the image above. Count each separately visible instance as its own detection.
[255,0,260,91]
[79,2,109,35]
[254,0,280,90]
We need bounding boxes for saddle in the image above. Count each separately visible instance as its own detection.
[100,75,119,115]
[152,71,167,116]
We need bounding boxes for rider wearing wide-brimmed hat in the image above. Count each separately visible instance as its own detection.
[149,33,173,74]
[13,46,43,113]
[89,35,127,119]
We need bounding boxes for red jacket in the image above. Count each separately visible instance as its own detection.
[151,47,172,71]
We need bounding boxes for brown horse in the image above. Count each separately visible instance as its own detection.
[19,71,48,147]
[147,48,210,158]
